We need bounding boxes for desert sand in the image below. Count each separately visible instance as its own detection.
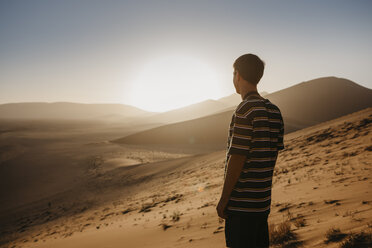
[1,106,371,248]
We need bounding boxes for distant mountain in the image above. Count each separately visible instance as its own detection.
[112,77,372,147]
[146,99,231,124]
[0,102,152,120]
[144,92,269,125]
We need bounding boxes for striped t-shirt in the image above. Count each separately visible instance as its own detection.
[224,91,284,216]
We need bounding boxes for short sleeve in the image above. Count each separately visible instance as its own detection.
[227,104,254,156]
[277,118,284,150]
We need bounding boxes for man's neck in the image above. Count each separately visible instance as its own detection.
[240,86,259,100]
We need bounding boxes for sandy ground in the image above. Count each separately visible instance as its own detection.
[1,108,371,248]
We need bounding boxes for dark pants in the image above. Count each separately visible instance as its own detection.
[225,212,269,248]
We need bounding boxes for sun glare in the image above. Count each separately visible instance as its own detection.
[128,55,222,112]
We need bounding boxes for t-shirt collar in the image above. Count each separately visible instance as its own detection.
[243,90,260,100]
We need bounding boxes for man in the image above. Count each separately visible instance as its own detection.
[216,54,285,248]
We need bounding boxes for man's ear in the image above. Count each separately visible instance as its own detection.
[235,71,241,82]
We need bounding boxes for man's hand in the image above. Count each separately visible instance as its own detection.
[217,154,246,220]
[216,198,228,219]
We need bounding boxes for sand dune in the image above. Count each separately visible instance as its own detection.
[266,77,372,129]
[143,99,231,124]
[0,118,191,214]
[114,77,372,147]
[112,110,232,149]
[118,92,269,135]
[1,107,371,247]
[1,77,371,247]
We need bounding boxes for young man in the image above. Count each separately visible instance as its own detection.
[216,54,285,248]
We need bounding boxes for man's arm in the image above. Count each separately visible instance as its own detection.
[217,153,246,219]
[217,101,255,219]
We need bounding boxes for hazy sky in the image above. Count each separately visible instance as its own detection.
[1,0,371,111]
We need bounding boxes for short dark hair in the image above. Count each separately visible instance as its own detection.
[233,54,265,85]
